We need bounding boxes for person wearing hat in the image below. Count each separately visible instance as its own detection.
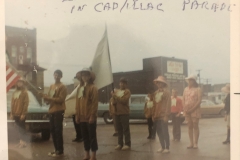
[152,76,171,153]
[75,68,98,160]
[10,77,29,148]
[72,73,83,142]
[221,84,230,144]
[182,75,202,149]
[111,77,131,151]
[42,70,67,157]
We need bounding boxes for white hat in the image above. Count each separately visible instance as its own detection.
[185,75,198,83]
[153,76,168,86]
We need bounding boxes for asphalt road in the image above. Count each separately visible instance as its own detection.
[8,117,230,160]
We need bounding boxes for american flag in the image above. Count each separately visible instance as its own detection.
[6,64,21,92]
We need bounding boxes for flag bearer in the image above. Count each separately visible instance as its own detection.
[111,77,131,151]
[43,70,67,157]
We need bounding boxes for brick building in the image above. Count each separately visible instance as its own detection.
[5,26,46,105]
[99,56,188,103]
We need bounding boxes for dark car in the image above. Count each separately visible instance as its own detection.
[7,89,50,140]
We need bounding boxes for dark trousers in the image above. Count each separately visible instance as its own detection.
[115,114,131,147]
[171,113,181,140]
[14,116,26,141]
[80,122,98,152]
[147,118,153,137]
[113,115,118,133]
[50,111,64,153]
[72,115,82,139]
[155,119,170,149]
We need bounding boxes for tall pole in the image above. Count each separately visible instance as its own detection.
[105,24,114,93]
[196,69,201,85]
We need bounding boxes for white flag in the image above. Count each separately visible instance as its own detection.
[91,28,113,89]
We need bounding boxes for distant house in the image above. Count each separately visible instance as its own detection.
[5,26,46,105]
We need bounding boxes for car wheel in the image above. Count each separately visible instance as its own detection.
[103,112,113,124]
[219,109,225,117]
[41,129,50,141]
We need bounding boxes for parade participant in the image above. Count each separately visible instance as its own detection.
[144,93,154,139]
[72,74,83,142]
[221,84,230,144]
[10,77,29,148]
[109,97,118,137]
[152,76,171,153]
[171,89,183,141]
[75,68,98,160]
[183,75,202,149]
[111,77,131,151]
[42,70,67,157]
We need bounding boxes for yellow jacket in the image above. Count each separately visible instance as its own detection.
[112,89,131,115]
[75,84,98,122]
[48,83,67,114]
[11,89,29,116]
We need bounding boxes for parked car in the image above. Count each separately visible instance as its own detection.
[98,94,185,124]
[200,99,225,116]
[7,89,50,140]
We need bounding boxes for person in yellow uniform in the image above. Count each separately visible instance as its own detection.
[10,77,29,148]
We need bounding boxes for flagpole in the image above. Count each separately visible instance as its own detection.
[6,61,40,93]
[105,24,115,93]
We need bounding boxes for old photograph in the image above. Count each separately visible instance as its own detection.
[3,0,237,159]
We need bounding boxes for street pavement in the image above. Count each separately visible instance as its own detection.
[8,117,230,160]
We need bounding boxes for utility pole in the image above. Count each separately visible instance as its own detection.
[196,70,202,85]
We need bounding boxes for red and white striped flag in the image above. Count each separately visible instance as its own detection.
[6,64,21,92]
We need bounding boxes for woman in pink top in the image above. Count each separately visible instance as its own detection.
[183,75,202,149]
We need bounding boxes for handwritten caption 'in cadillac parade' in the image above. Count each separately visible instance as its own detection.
[62,0,237,13]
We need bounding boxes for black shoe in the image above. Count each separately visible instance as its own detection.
[113,133,118,137]
[223,140,230,144]
[147,136,151,139]
[151,137,156,140]
[72,138,83,142]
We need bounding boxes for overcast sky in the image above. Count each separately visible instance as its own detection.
[5,0,231,86]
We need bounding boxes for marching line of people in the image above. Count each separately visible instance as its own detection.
[10,68,230,159]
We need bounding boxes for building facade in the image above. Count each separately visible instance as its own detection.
[5,26,46,105]
[98,56,188,103]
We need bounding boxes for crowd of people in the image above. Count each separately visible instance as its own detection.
[9,68,230,159]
